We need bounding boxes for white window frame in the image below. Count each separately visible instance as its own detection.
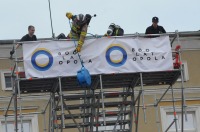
[160,106,200,132]
[1,71,13,91]
[0,115,39,132]
[177,61,189,82]
[93,109,130,131]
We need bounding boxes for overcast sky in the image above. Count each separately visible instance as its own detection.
[0,0,199,40]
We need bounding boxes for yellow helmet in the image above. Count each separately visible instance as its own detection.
[66,12,73,19]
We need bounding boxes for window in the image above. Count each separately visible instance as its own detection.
[166,112,196,131]
[177,61,189,82]
[1,71,15,90]
[1,120,32,132]
[0,115,39,132]
[93,111,129,131]
[160,106,200,132]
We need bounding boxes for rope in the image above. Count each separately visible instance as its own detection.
[48,0,54,38]
[68,20,84,67]
[87,33,99,38]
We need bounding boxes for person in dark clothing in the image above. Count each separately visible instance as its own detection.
[20,25,37,41]
[145,17,166,34]
[10,26,37,57]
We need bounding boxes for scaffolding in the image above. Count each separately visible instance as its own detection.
[3,31,194,132]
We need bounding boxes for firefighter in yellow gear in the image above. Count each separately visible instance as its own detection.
[66,12,92,53]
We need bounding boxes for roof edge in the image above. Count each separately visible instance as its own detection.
[0,31,200,44]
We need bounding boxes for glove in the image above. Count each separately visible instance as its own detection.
[66,12,73,19]
[75,41,83,52]
[75,45,82,53]
[77,41,83,52]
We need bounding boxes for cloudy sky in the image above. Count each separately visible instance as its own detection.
[0,0,199,39]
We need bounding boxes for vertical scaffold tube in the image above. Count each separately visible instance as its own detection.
[154,95,161,132]
[139,73,147,123]
[43,112,47,132]
[171,86,178,132]
[13,40,21,132]
[99,75,106,126]
[58,77,65,129]
[4,109,8,132]
[15,42,24,132]
[13,40,18,132]
[129,87,135,132]
[176,30,187,132]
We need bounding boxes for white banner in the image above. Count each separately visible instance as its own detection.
[23,36,173,78]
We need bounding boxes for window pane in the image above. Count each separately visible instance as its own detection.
[5,76,12,88]
[167,113,176,130]
[2,121,31,132]
[4,73,16,89]
[166,112,196,131]
[179,113,195,130]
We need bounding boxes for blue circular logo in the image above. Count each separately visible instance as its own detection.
[31,48,53,71]
[106,44,127,67]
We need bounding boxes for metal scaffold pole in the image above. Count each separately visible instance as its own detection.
[99,75,106,126]
[58,77,65,130]
[85,88,90,132]
[43,112,47,132]
[140,73,147,123]
[14,41,24,132]
[17,85,24,132]
[13,41,18,132]
[14,81,18,132]
[48,0,55,38]
[48,95,51,131]
[135,90,141,132]
[49,93,53,132]
[129,87,135,132]
[54,105,58,132]
[16,80,24,132]
[122,87,131,130]
[96,94,100,132]
[171,85,178,132]
[4,108,8,132]
[83,90,86,132]
[154,95,161,132]
[176,30,187,132]
[43,98,50,132]
[52,92,57,132]
[90,89,96,132]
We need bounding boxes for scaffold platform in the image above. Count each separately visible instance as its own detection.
[19,70,180,93]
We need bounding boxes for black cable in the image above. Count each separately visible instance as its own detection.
[48,0,54,38]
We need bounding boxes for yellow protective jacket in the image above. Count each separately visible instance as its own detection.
[68,17,88,45]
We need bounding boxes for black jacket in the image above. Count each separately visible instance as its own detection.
[145,25,166,34]
[20,34,37,41]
